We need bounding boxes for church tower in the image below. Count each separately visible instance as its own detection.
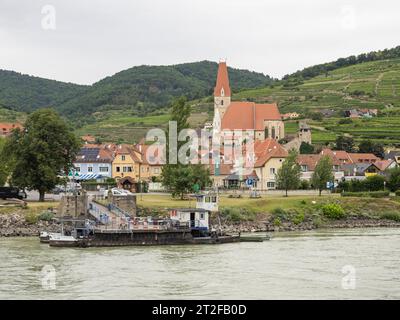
[213,61,231,133]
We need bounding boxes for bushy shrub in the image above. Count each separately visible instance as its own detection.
[38,211,55,221]
[25,212,38,224]
[322,203,346,219]
[380,212,400,222]
[292,212,305,225]
[395,190,400,197]
[299,180,310,190]
[341,191,390,198]
[273,217,282,226]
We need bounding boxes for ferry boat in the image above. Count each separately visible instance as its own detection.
[48,208,240,248]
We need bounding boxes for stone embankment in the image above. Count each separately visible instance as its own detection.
[0,211,61,237]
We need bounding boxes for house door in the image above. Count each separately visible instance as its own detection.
[190,212,195,228]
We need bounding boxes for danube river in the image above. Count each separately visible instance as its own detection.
[0,228,399,299]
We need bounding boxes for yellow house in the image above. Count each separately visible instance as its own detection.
[112,145,142,181]
[253,139,288,190]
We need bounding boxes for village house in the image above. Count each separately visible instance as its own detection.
[344,108,378,118]
[252,139,288,190]
[298,148,384,182]
[112,144,143,188]
[212,61,285,142]
[74,144,115,180]
[136,144,164,181]
[297,154,345,183]
[0,122,23,137]
[384,150,400,165]
[282,112,300,120]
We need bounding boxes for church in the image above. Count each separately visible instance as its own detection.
[212,61,284,142]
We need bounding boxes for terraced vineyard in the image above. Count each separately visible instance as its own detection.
[235,58,400,146]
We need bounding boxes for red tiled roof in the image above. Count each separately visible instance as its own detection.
[374,160,394,171]
[253,139,288,167]
[214,62,231,97]
[348,153,379,163]
[297,154,322,171]
[221,102,281,131]
[209,163,234,175]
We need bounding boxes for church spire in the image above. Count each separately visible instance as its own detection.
[214,61,231,97]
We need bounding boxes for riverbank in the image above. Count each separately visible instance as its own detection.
[2,195,400,237]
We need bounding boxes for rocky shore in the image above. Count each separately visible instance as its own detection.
[1,211,400,237]
[0,212,61,237]
[216,217,400,233]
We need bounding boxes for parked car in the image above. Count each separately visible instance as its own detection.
[0,187,27,200]
[103,188,133,198]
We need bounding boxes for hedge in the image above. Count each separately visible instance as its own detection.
[341,191,390,198]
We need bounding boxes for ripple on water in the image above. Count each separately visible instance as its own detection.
[1,229,400,299]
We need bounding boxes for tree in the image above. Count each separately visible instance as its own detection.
[358,140,385,158]
[311,155,334,196]
[161,97,211,198]
[364,175,385,191]
[335,135,355,152]
[387,167,400,192]
[299,142,315,154]
[4,109,81,201]
[0,137,10,186]
[276,150,301,197]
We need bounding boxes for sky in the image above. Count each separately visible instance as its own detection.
[0,0,399,85]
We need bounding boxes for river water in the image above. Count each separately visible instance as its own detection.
[0,228,399,300]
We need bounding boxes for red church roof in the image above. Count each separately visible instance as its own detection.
[214,62,231,97]
[221,102,282,130]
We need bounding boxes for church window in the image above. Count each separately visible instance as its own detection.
[272,127,276,139]
[264,127,268,138]
[221,99,224,106]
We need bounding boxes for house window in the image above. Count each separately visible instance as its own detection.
[99,167,109,172]
[200,213,205,220]
[154,168,159,174]
[121,155,126,161]
[267,182,275,188]
[75,166,80,172]
[301,165,308,172]
[205,197,210,203]
[211,196,217,203]
[116,166,120,172]
[270,168,276,175]
[123,166,133,173]
[88,166,93,172]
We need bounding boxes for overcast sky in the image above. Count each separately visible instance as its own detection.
[0,0,399,85]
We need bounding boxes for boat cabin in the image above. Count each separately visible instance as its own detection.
[193,191,219,212]
[169,208,210,237]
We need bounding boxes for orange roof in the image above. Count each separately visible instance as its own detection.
[214,62,231,97]
[320,149,352,164]
[372,160,393,171]
[221,102,281,131]
[209,163,234,175]
[253,139,288,167]
[297,154,322,171]
[0,122,23,133]
[116,144,143,163]
[348,153,379,163]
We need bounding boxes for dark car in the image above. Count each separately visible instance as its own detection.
[0,187,27,200]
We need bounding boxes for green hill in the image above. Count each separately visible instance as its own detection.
[0,61,272,128]
[0,70,88,113]
[58,61,272,125]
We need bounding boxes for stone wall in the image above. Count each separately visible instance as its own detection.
[57,192,88,218]
[110,194,137,217]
